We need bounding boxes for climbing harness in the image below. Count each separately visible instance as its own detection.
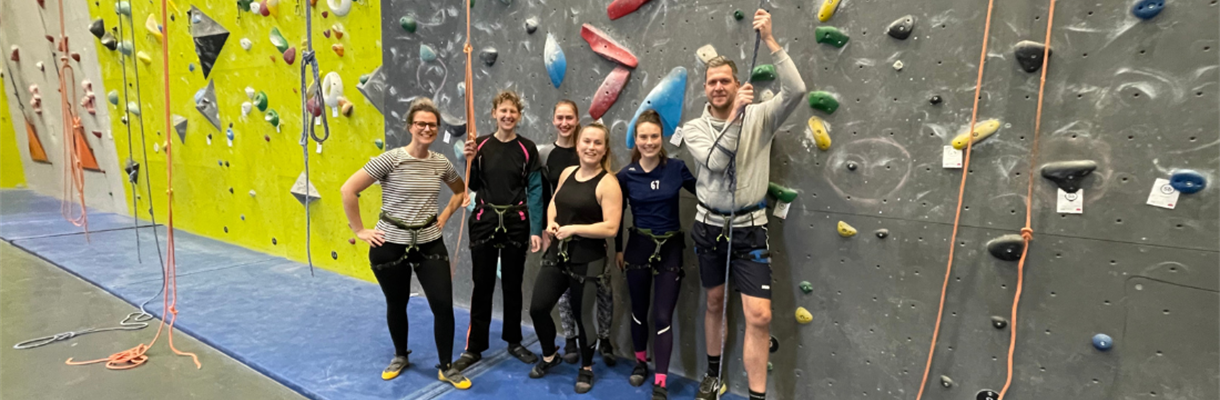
[378,212,437,254]
[623,228,684,276]
[469,202,528,249]
[915,0,997,398]
[299,0,333,277]
[541,240,603,285]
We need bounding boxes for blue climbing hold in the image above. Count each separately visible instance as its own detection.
[1131,0,1165,20]
[1092,333,1113,351]
[420,44,438,62]
[189,63,195,72]
[1170,169,1206,194]
[226,127,235,141]
[544,33,566,88]
[453,139,467,170]
[626,67,687,149]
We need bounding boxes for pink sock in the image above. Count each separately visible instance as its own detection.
[635,351,647,363]
[655,374,667,387]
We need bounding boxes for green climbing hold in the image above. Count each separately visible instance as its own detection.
[750,64,776,82]
[733,10,744,20]
[768,182,798,203]
[799,281,813,294]
[265,109,280,127]
[400,15,417,33]
[374,139,384,150]
[767,362,773,372]
[807,91,839,114]
[253,91,269,112]
[359,74,370,85]
[815,26,849,48]
[237,0,252,11]
[269,27,289,54]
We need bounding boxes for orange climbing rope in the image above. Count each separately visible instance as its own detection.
[65,0,199,370]
[998,0,1056,398]
[451,0,477,276]
[914,0,997,398]
[55,0,88,233]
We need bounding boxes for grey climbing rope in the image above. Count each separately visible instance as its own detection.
[116,7,166,269]
[299,3,333,277]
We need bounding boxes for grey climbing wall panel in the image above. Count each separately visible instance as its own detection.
[380,0,1219,399]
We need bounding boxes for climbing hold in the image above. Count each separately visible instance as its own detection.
[78,81,97,116]
[322,72,344,108]
[544,33,567,88]
[750,64,776,82]
[332,44,345,57]
[348,238,356,245]
[115,1,131,16]
[253,1,266,16]
[374,139,384,150]
[767,362,773,372]
[837,221,857,237]
[795,307,813,324]
[237,0,252,11]
[188,63,196,72]
[89,18,105,39]
[817,0,841,22]
[145,14,163,41]
[397,15,417,34]
[136,51,152,65]
[759,90,775,102]
[940,375,954,388]
[986,234,1024,261]
[266,0,280,16]
[875,229,888,239]
[356,65,387,114]
[696,44,718,65]
[118,41,134,56]
[240,38,252,50]
[769,336,778,353]
[189,6,229,78]
[1092,333,1113,351]
[892,60,904,71]
[588,66,631,120]
[1169,170,1206,194]
[419,44,436,62]
[977,390,1001,400]
[1040,160,1097,193]
[8,46,17,62]
[340,100,354,116]
[265,109,280,127]
[1132,0,1165,20]
[807,116,831,151]
[607,0,652,20]
[291,171,322,205]
[268,27,289,53]
[886,15,915,40]
[195,80,222,131]
[991,316,1008,330]
[480,47,498,66]
[248,190,257,198]
[127,101,140,116]
[306,97,322,118]
[248,91,267,113]
[733,10,744,20]
[625,67,686,148]
[226,128,235,142]
[929,95,942,105]
[359,74,370,85]
[71,53,81,62]
[581,24,638,68]
[767,182,798,203]
[172,114,188,143]
[283,47,297,64]
[815,26,849,48]
[332,24,345,39]
[107,90,119,105]
[846,162,857,171]
[950,119,1001,150]
[525,17,539,34]
[1014,40,1052,73]
[799,281,813,294]
[322,11,328,18]
[100,32,118,51]
[807,91,839,114]
[331,251,338,260]
[327,0,351,17]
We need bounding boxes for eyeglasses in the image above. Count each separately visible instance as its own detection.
[412,121,438,130]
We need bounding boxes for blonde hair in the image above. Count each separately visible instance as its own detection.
[492,90,523,113]
[577,123,613,172]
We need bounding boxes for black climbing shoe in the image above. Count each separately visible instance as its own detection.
[575,368,595,394]
[563,338,580,364]
[598,338,616,366]
[629,361,649,387]
[508,343,539,364]
[381,354,411,380]
[452,351,481,372]
[528,354,563,379]
[695,374,726,400]
[651,385,669,400]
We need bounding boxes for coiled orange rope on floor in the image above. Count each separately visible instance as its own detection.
[915,0,997,398]
[450,0,477,277]
[55,0,88,234]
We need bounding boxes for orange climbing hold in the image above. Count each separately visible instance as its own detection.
[332,44,344,57]
[26,117,50,163]
[74,126,101,171]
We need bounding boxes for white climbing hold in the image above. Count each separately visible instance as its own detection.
[241,101,252,116]
[760,89,775,102]
[240,38,252,50]
[249,2,261,14]
[322,72,344,109]
[245,86,255,99]
[249,190,256,197]
[327,0,352,17]
[893,60,904,71]
[696,44,718,65]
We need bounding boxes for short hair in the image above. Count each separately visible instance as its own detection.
[706,56,739,83]
[492,90,523,113]
[405,98,440,130]
[629,110,668,165]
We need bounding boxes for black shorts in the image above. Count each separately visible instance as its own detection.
[691,221,772,299]
[623,229,685,275]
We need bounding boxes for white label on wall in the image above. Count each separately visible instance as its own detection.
[444,132,452,143]
[669,127,684,147]
[316,143,323,154]
[1146,178,1180,209]
[1056,189,1083,214]
[773,201,791,219]
[227,139,233,147]
[942,146,963,168]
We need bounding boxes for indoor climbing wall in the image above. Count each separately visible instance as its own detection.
[1,0,127,211]
[82,0,387,280]
[381,0,1218,399]
[1,72,28,188]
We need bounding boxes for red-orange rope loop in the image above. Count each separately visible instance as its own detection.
[451,0,477,276]
[56,0,88,232]
[915,0,997,398]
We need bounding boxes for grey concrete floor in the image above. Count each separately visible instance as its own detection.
[0,241,306,400]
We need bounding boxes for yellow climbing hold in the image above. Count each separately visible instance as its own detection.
[837,221,857,237]
[951,119,1002,150]
[817,0,842,22]
[136,51,152,65]
[807,116,831,151]
[144,14,162,41]
[795,307,813,324]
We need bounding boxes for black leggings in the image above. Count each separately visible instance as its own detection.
[623,231,683,376]
[370,239,455,369]
[530,258,605,367]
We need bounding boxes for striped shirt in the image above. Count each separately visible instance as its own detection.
[363,148,460,245]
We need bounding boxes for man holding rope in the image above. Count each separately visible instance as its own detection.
[681,9,806,400]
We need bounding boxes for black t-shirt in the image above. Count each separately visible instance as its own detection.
[543,144,580,208]
[469,134,541,205]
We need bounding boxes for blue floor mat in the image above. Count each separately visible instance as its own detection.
[0,190,153,240]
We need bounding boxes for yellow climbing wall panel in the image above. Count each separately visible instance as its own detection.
[88,1,385,282]
[0,73,28,188]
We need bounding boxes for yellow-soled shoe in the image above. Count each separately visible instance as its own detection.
[381,355,410,381]
[439,367,472,389]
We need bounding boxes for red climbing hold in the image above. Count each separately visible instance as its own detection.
[588,66,630,120]
[9,47,17,62]
[283,47,296,65]
[607,0,652,20]
[71,52,81,62]
[580,24,638,68]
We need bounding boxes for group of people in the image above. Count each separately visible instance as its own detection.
[339,10,806,400]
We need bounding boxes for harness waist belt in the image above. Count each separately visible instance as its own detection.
[379,212,437,253]
[697,200,767,217]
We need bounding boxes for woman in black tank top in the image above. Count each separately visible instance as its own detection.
[527,123,622,394]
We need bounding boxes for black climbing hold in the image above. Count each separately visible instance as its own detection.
[480,47,498,66]
[940,375,954,388]
[89,18,105,39]
[846,162,857,171]
[225,161,230,167]
[1014,40,1052,73]
[1170,169,1206,194]
[228,187,234,194]
[223,226,229,233]
[875,229,889,239]
[1132,0,1165,20]
[929,95,942,105]
[1040,160,1097,193]
[100,31,118,51]
[123,159,140,183]
[886,15,915,40]
[734,10,744,20]
[991,316,1008,330]
[986,234,1024,262]
[272,238,277,245]
[769,336,778,353]
[331,251,339,260]
[524,17,538,34]
[977,389,1000,400]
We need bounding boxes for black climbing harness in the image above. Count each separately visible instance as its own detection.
[699,200,766,242]
[372,213,447,271]
[541,239,604,284]
[624,228,684,276]
[470,202,528,248]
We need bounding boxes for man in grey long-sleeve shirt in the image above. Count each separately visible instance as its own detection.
[681,9,806,400]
